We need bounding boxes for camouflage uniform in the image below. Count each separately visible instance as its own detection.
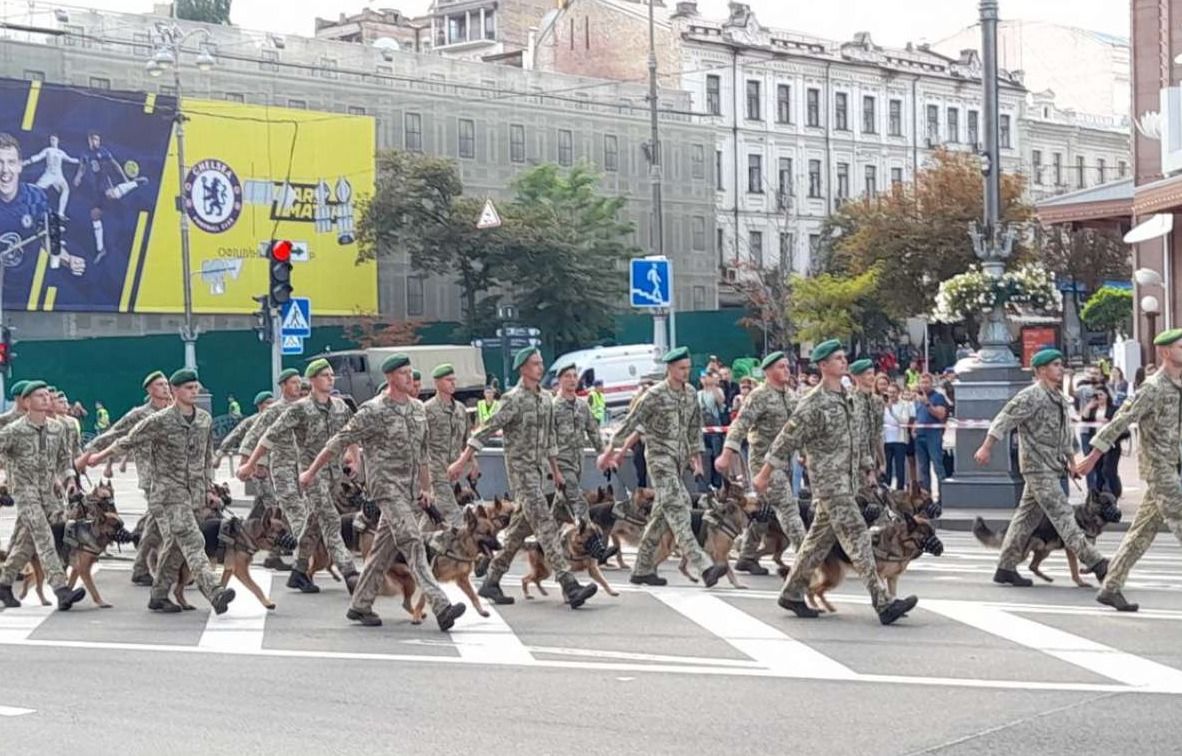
[87,400,165,581]
[338,394,452,616]
[610,379,714,580]
[0,407,24,431]
[0,417,74,589]
[724,382,807,561]
[551,393,604,523]
[241,398,317,567]
[423,394,470,530]
[216,415,258,462]
[853,389,885,474]
[471,382,573,584]
[986,383,1104,571]
[109,405,222,603]
[55,415,83,460]
[770,384,891,611]
[260,396,356,576]
[1089,371,1182,592]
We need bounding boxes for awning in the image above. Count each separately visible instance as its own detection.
[1124,213,1174,244]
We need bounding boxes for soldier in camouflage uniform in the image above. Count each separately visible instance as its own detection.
[974,348,1109,587]
[1077,330,1182,612]
[755,339,917,625]
[551,361,605,524]
[598,347,729,589]
[304,354,467,630]
[78,370,172,585]
[240,360,359,594]
[0,382,87,610]
[412,369,423,399]
[423,363,477,530]
[88,369,236,615]
[849,359,885,477]
[451,347,599,609]
[0,380,29,430]
[717,352,807,575]
[50,389,83,461]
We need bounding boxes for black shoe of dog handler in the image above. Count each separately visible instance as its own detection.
[286,569,320,594]
[263,555,292,572]
[147,597,183,613]
[629,573,667,586]
[210,588,236,616]
[701,564,729,588]
[878,595,919,626]
[734,558,769,576]
[993,568,1034,587]
[436,602,467,631]
[55,586,86,611]
[1086,558,1109,581]
[1096,589,1139,613]
[346,607,382,626]
[130,574,154,587]
[778,596,819,618]
[477,578,515,605]
[562,579,597,609]
[0,583,20,608]
[597,544,620,566]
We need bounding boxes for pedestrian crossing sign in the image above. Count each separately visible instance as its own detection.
[281,335,304,355]
[280,298,312,337]
[476,199,502,229]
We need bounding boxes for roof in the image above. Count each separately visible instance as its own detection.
[1037,178,1134,208]
[1035,178,1133,225]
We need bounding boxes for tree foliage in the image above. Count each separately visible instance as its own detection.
[1032,225,1131,296]
[788,268,881,344]
[343,314,421,349]
[734,263,794,352]
[1080,286,1133,338]
[174,0,232,24]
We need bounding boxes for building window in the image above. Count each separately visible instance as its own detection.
[749,230,764,267]
[261,49,279,72]
[604,134,619,172]
[778,232,793,270]
[558,129,573,166]
[809,234,821,259]
[705,75,721,116]
[692,285,708,310]
[890,167,903,188]
[458,118,475,159]
[405,112,423,152]
[1118,160,1128,178]
[407,277,425,317]
[1076,155,1086,188]
[1000,114,1012,148]
[1097,158,1106,183]
[717,228,724,264]
[691,144,705,179]
[864,165,877,196]
[1032,150,1043,185]
[862,96,877,134]
[947,107,959,143]
[968,109,979,145]
[485,9,496,40]
[835,92,848,131]
[747,154,763,193]
[808,159,822,197]
[23,70,45,82]
[448,14,468,45]
[223,92,245,103]
[807,88,821,127]
[509,124,525,164]
[889,99,902,136]
[319,57,339,80]
[1053,152,1063,185]
[347,105,365,115]
[836,162,849,199]
[777,84,792,124]
[692,216,706,251]
[715,150,724,191]
[778,157,793,200]
[746,80,761,121]
[90,77,111,90]
[926,105,939,141]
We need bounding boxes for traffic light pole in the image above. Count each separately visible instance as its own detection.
[271,305,282,391]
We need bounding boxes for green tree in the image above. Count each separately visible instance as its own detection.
[1080,286,1133,340]
[733,262,794,353]
[788,268,880,345]
[174,0,232,24]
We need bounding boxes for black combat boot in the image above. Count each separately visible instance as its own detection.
[1086,558,1110,581]
[55,586,86,611]
[435,602,467,631]
[0,583,21,608]
[734,558,769,576]
[346,607,382,626]
[596,544,620,566]
[147,596,182,613]
[561,577,597,609]
[878,595,919,625]
[130,574,154,587]
[286,569,320,594]
[993,568,1034,587]
[210,587,236,616]
[477,577,515,605]
[701,563,729,588]
[263,555,292,571]
[778,595,819,618]
[629,573,667,586]
[1096,589,1139,613]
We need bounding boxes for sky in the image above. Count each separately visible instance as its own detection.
[13,0,1129,44]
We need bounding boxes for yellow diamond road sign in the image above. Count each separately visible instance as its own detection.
[477,199,502,229]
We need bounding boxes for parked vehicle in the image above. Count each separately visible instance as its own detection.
[314,345,487,406]
[542,344,662,414]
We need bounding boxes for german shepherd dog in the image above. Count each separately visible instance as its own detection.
[654,477,762,589]
[587,487,655,569]
[174,505,292,610]
[550,485,614,525]
[972,489,1122,587]
[521,519,618,600]
[136,482,234,575]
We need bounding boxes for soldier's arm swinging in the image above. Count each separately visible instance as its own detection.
[450,394,519,481]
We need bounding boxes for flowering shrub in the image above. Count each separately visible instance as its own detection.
[933,264,1061,323]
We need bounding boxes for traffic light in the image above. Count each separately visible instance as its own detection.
[252,295,273,343]
[268,239,293,308]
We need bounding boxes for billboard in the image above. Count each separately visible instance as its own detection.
[0,77,376,314]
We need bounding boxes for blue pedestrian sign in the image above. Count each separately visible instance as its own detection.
[281,335,304,355]
[281,297,311,337]
[630,257,672,308]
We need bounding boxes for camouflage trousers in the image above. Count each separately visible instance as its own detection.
[422,477,464,533]
[269,464,319,573]
[149,497,220,603]
[130,484,160,581]
[781,493,890,611]
[301,473,356,576]
[488,467,571,584]
[999,474,1104,571]
[0,495,67,589]
[351,495,451,616]
[738,466,807,561]
[550,463,588,524]
[632,457,712,580]
[1102,472,1182,593]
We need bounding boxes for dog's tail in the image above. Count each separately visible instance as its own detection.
[972,516,1006,549]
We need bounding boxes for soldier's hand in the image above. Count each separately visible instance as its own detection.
[446,460,465,482]
[595,451,614,472]
[74,452,92,470]
[690,457,704,480]
[714,449,732,475]
[973,445,990,466]
[235,462,255,482]
[752,468,771,495]
[298,470,314,490]
[552,469,565,491]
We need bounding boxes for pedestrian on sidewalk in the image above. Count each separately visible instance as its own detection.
[913,374,948,497]
[93,400,110,433]
[882,383,912,490]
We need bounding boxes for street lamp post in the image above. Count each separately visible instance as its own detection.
[146,24,215,372]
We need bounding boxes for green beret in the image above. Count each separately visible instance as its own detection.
[381,353,410,373]
[432,363,455,379]
[277,368,300,385]
[661,346,690,364]
[252,391,273,406]
[849,358,874,376]
[169,368,199,386]
[513,346,540,371]
[141,371,165,389]
[304,358,331,379]
[1154,328,1182,346]
[45,386,57,394]
[1030,348,1064,369]
[412,369,422,380]
[555,361,577,377]
[760,351,786,371]
[810,339,843,364]
[20,380,48,398]
[9,380,28,400]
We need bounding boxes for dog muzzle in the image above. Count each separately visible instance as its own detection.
[362,500,381,522]
[0,492,13,507]
[861,502,882,525]
[583,533,609,562]
[752,501,774,523]
[478,537,502,557]
[1103,505,1122,524]
[112,527,137,545]
[275,532,298,551]
[923,501,943,519]
[922,533,944,556]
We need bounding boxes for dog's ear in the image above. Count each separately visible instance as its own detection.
[464,506,478,532]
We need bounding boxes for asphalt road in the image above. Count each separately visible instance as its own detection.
[2,470,1182,755]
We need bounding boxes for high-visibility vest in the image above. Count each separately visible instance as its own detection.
[588,390,606,422]
[477,399,499,425]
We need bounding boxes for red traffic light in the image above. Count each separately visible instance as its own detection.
[271,240,293,262]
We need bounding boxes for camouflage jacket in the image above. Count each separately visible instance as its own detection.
[1090,370,1182,478]
[54,415,82,460]
[723,382,797,467]
[853,390,885,472]
[0,415,74,508]
[260,396,353,480]
[0,407,22,431]
[424,395,470,481]
[327,394,427,500]
[552,393,604,471]
[240,397,299,471]
[110,405,214,499]
[611,379,703,469]
[765,384,860,498]
[986,383,1077,476]
[85,400,165,490]
[216,414,258,458]
[469,381,558,476]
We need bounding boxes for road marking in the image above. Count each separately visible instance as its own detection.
[924,599,1182,693]
[651,590,856,679]
[0,602,56,643]
[0,705,35,717]
[197,570,272,653]
[441,583,533,665]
